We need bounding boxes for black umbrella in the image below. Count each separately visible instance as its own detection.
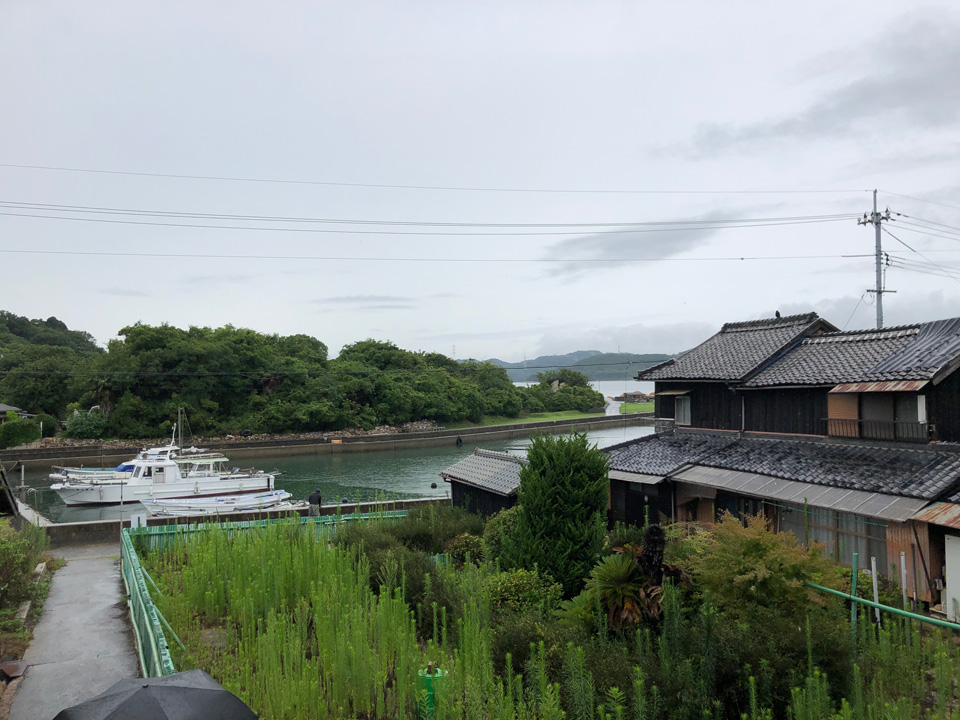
[53,669,257,720]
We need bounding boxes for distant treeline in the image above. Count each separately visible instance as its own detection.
[0,311,605,439]
[488,350,675,382]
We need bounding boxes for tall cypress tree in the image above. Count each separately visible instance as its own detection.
[507,432,609,597]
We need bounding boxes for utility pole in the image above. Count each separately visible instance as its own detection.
[858,189,892,329]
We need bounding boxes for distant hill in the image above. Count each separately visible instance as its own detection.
[569,352,674,381]
[0,311,101,354]
[486,350,673,382]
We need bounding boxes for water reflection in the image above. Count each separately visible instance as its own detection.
[19,423,654,523]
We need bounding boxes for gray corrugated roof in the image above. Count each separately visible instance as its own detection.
[440,449,526,496]
[0,403,22,414]
[673,466,929,521]
[638,313,827,382]
[745,317,960,387]
[604,431,960,502]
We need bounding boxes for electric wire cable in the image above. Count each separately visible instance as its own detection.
[0,162,869,195]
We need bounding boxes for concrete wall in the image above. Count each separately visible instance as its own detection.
[2,414,653,469]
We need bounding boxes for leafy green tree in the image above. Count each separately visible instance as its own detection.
[0,412,41,448]
[535,368,592,388]
[505,432,609,597]
[64,408,107,439]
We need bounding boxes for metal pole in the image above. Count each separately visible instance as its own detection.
[850,553,859,654]
[900,552,908,609]
[804,582,960,632]
[871,557,881,627]
[874,189,883,329]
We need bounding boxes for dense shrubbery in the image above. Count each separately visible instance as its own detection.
[505,432,609,597]
[0,412,41,449]
[4,311,585,438]
[146,508,960,720]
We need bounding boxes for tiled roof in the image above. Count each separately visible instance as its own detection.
[638,313,827,382]
[439,449,525,497]
[606,432,737,477]
[745,317,960,387]
[744,326,919,386]
[605,431,960,502]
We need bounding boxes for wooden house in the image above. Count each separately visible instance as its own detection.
[440,449,523,516]
[617,313,960,617]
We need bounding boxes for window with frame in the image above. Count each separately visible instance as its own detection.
[675,395,691,426]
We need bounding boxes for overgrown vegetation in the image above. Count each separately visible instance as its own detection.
[0,311,606,440]
[142,505,960,720]
[0,519,51,658]
[504,432,609,597]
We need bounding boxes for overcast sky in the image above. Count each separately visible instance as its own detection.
[2,1,960,363]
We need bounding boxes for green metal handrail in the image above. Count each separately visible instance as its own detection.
[804,581,960,632]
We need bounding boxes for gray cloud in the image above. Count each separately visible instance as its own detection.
[98,288,150,297]
[320,295,414,305]
[692,18,960,155]
[544,210,739,278]
[777,289,960,332]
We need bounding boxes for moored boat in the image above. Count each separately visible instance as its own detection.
[140,490,297,516]
[50,443,276,506]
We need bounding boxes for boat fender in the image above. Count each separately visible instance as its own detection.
[195,483,200,495]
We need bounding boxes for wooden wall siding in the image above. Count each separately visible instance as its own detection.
[743,388,830,436]
[885,520,936,604]
[450,483,515,517]
[689,383,741,430]
[827,392,859,438]
[653,384,685,419]
[929,369,960,442]
[653,383,740,429]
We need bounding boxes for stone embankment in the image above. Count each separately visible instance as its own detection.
[1,414,652,469]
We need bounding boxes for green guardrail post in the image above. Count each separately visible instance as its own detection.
[849,552,858,658]
[418,662,447,719]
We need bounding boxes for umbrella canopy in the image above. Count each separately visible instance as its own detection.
[53,669,257,720]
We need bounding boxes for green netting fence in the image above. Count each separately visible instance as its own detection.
[120,509,408,677]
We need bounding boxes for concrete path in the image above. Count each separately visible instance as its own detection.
[9,543,139,720]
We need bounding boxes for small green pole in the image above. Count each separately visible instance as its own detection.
[850,552,859,658]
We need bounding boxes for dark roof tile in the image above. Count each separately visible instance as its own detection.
[639,313,828,382]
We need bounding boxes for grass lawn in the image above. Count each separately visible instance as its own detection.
[447,410,605,429]
[619,401,654,414]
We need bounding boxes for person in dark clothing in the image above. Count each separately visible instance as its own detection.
[308,488,322,517]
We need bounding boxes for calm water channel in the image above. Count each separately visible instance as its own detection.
[20,421,654,524]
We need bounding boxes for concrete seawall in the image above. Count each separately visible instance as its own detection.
[1,413,654,469]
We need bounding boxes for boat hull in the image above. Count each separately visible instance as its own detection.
[140,490,295,516]
[50,475,274,506]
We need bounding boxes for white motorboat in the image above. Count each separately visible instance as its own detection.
[140,490,296,517]
[49,460,138,483]
[50,443,276,506]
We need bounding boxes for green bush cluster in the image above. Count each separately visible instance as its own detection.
[505,432,609,597]
[0,520,47,608]
[0,412,41,449]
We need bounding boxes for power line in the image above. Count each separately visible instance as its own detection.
[880,190,960,214]
[0,162,869,195]
[882,226,960,285]
[0,208,859,237]
[0,248,875,263]
[0,199,860,229]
